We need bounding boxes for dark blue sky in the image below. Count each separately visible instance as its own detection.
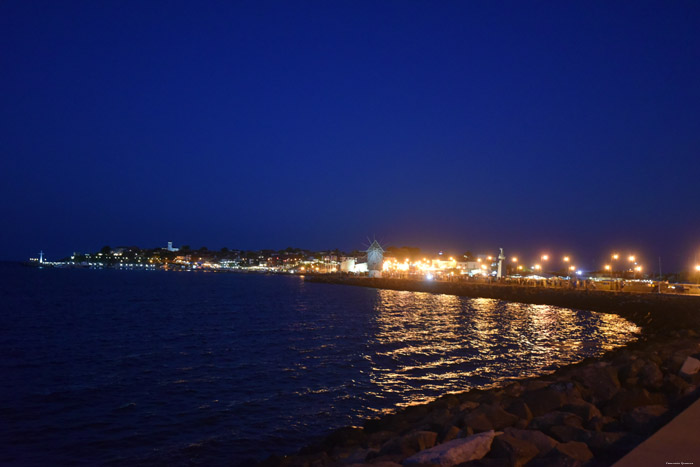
[2,1,699,271]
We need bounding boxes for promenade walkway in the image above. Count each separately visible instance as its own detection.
[613,397,700,466]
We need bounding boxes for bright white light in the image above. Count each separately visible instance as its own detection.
[426,273,434,280]
[577,270,583,275]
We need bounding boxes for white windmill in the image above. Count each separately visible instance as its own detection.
[366,240,385,278]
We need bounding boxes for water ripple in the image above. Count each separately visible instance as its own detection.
[0,265,639,466]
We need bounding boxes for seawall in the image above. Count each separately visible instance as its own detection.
[305,275,700,335]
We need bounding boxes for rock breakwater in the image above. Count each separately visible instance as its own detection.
[260,331,700,466]
[256,276,700,466]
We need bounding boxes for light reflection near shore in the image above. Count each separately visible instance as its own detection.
[364,290,640,411]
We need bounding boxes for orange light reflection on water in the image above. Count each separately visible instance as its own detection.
[364,290,640,412]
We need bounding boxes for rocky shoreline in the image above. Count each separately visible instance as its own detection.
[258,277,700,467]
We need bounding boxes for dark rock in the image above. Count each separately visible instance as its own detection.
[667,350,690,373]
[401,405,431,424]
[602,388,665,418]
[339,447,374,464]
[503,382,523,398]
[553,441,594,463]
[548,425,591,443]
[521,388,566,416]
[415,407,451,433]
[663,374,691,400]
[366,431,398,449]
[440,425,461,443]
[429,393,461,411]
[549,381,583,402]
[506,399,533,423]
[323,426,366,449]
[583,415,611,432]
[364,453,403,464]
[618,357,645,381]
[514,418,529,429]
[638,361,664,389]
[462,404,518,432]
[530,411,583,432]
[502,427,558,456]
[458,401,480,412]
[621,405,668,434]
[489,433,539,466]
[459,459,511,467]
[570,363,620,404]
[363,459,403,466]
[528,441,593,466]
[561,399,602,421]
[523,380,553,391]
[377,430,437,457]
[477,391,506,407]
[585,430,633,455]
[461,412,493,433]
[364,414,409,435]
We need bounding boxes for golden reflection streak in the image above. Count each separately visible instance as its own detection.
[364,289,640,409]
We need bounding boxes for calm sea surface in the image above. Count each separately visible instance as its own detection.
[0,263,640,465]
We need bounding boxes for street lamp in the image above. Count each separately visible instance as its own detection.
[604,264,611,280]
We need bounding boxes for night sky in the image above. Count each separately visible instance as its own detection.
[2,1,699,271]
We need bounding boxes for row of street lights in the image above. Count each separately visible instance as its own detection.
[504,252,646,279]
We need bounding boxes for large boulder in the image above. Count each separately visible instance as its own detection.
[621,405,668,435]
[440,425,461,443]
[561,399,602,422]
[585,431,635,456]
[489,433,540,466]
[506,399,533,423]
[402,430,497,466]
[679,356,700,378]
[602,388,666,418]
[521,388,567,416]
[502,427,558,457]
[528,441,593,466]
[548,425,591,443]
[530,411,584,432]
[551,441,593,463]
[377,430,437,457]
[570,363,621,404]
[461,404,518,432]
[638,362,664,389]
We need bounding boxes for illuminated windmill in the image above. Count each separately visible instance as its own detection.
[366,239,385,278]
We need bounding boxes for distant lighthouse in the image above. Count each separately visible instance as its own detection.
[39,250,44,264]
[497,248,505,279]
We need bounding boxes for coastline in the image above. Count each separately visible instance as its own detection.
[258,276,700,466]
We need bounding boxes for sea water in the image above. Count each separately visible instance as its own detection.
[0,263,639,465]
